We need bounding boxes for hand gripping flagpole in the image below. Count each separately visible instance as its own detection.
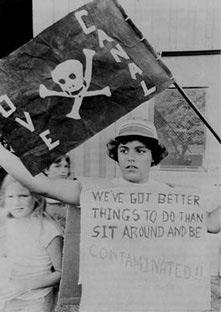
[173,81,221,144]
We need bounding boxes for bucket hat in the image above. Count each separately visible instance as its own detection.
[115,118,158,142]
[107,118,168,166]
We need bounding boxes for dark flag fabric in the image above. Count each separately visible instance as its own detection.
[0,0,174,175]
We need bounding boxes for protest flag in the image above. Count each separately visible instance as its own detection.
[0,0,174,175]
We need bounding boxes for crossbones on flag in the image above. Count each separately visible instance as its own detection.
[0,0,174,175]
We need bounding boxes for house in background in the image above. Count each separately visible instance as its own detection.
[32,0,220,274]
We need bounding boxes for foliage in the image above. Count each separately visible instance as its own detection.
[154,88,206,167]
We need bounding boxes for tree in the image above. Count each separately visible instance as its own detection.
[154,88,206,166]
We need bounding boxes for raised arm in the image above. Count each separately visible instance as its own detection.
[0,144,81,205]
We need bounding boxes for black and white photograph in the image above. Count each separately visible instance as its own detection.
[0,0,220,311]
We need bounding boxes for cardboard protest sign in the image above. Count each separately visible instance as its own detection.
[0,0,173,175]
[79,183,210,312]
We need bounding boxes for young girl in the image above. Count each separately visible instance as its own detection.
[0,175,63,312]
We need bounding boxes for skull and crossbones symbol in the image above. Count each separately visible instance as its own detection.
[39,49,111,119]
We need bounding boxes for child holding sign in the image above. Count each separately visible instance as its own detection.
[0,118,219,230]
[0,118,219,311]
[106,119,221,231]
[0,175,63,312]
[0,119,169,202]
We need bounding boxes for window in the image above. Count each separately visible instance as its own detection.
[154,87,206,169]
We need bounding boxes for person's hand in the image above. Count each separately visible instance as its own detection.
[0,280,26,301]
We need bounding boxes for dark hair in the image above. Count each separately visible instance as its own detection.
[44,154,71,175]
[106,135,168,166]
[52,154,70,166]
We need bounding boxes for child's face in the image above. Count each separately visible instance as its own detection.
[117,140,152,184]
[45,157,70,179]
[4,182,36,219]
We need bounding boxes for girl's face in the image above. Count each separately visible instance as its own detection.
[4,182,36,219]
[45,157,70,179]
[117,140,152,184]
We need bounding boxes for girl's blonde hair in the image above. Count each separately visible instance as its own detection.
[1,175,63,236]
[1,174,47,219]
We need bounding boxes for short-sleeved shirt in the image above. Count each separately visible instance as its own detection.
[5,215,62,300]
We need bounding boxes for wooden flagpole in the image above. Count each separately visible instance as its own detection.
[173,82,221,144]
